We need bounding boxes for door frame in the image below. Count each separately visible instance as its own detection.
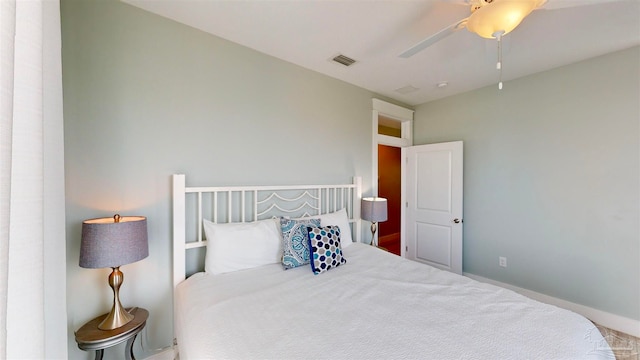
[371,99,414,252]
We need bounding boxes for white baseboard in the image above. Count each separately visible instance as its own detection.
[464,272,640,338]
[142,346,177,360]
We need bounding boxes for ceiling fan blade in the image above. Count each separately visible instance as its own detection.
[399,18,468,58]
[440,0,471,5]
[540,0,623,9]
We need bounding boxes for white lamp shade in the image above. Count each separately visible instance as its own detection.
[80,215,148,268]
[361,197,388,223]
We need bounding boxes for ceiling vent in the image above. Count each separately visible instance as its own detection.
[395,85,419,94]
[332,54,356,67]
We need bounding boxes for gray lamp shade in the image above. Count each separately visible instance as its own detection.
[361,197,388,223]
[80,215,149,269]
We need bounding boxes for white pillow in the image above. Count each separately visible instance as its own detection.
[203,218,282,275]
[302,208,354,248]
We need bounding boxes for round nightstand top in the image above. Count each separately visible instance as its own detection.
[76,307,148,350]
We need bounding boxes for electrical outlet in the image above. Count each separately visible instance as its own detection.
[499,256,507,268]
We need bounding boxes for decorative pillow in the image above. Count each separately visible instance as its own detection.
[301,208,354,248]
[280,218,321,269]
[306,225,346,275]
[203,218,282,275]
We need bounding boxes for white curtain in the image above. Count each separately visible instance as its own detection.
[1,0,66,358]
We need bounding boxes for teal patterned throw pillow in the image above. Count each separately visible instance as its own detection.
[306,225,346,275]
[280,218,321,270]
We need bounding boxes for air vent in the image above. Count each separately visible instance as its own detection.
[395,85,419,94]
[332,54,356,67]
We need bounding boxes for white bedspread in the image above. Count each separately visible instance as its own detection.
[175,243,612,359]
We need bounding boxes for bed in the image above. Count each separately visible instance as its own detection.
[172,174,612,359]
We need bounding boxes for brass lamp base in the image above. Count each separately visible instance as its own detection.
[99,266,134,330]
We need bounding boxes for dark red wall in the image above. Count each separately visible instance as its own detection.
[378,144,401,238]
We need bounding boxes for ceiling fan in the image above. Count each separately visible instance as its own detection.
[400,0,621,58]
[399,0,620,88]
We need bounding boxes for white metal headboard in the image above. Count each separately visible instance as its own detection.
[172,174,362,289]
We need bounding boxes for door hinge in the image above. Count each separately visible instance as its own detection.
[406,202,408,207]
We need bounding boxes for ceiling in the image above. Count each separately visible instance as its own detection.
[123,0,640,106]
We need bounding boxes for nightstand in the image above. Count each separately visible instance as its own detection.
[75,307,148,360]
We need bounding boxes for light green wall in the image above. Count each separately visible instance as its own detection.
[61,0,385,358]
[414,46,640,321]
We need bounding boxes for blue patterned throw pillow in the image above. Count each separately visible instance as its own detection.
[280,218,321,270]
[306,225,346,275]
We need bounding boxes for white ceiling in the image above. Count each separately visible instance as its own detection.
[123,0,640,106]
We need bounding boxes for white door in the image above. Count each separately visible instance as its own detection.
[402,141,463,274]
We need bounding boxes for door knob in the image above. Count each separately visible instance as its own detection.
[453,218,461,224]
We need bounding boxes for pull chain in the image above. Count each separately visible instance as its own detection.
[497,35,503,90]
[494,30,505,90]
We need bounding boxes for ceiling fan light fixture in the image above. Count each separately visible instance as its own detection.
[466,0,539,39]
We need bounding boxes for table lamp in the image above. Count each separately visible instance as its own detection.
[361,197,388,247]
[80,214,148,330]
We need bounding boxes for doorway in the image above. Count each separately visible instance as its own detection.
[371,98,414,256]
[378,144,401,255]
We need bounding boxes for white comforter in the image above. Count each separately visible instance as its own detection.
[175,243,612,359]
